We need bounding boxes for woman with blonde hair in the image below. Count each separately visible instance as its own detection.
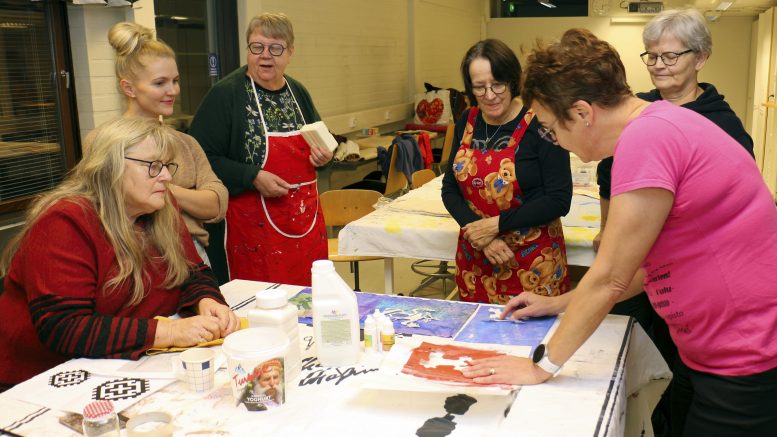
[86,22,227,265]
[0,117,239,392]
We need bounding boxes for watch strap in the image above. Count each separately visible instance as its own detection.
[536,355,562,377]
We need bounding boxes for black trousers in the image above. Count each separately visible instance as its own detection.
[672,358,777,437]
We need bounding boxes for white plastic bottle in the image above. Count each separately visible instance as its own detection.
[363,314,377,352]
[248,288,301,380]
[311,260,360,366]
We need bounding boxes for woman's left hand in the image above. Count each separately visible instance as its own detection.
[309,144,333,167]
[197,298,240,337]
[463,216,500,249]
[461,355,551,385]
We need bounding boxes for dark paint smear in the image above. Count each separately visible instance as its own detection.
[416,394,478,437]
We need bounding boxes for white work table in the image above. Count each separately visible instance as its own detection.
[339,175,601,294]
[0,279,668,437]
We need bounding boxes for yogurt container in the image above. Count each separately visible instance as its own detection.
[222,327,289,411]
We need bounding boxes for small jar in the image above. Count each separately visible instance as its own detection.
[249,288,301,380]
[82,400,120,437]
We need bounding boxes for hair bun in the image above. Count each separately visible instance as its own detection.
[108,22,154,56]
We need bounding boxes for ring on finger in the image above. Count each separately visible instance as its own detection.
[489,367,496,376]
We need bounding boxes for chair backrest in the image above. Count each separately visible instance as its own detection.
[411,169,436,189]
[319,189,382,228]
[437,123,455,170]
[383,143,407,196]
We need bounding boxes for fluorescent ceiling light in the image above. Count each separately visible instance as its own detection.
[538,0,557,7]
[170,16,189,21]
[716,1,733,10]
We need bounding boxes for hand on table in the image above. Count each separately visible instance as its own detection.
[500,292,568,320]
[253,170,290,197]
[198,298,240,337]
[309,144,333,167]
[162,315,223,347]
[482,238,514,267]
[463,216,499,250]
[461,355,550,385]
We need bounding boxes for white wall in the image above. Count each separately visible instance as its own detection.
[67,0,155,141]
[487,16,755,122]
[236,0,482,133]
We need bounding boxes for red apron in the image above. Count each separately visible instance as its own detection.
[453,107,570,304]
[225,80,327,286]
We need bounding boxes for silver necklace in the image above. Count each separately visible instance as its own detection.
[484,118,506,145]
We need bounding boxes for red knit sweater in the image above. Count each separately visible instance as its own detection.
[0,198,227,390]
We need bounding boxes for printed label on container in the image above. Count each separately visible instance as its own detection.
[230,357,285,411]
[321,319,352,345]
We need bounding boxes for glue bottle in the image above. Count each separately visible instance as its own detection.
[311,260,360,366]
[248,287,301,380]
[381,317,396,352]
[363,314,377,352]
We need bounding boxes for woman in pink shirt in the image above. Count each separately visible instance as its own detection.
[461,28,777,436]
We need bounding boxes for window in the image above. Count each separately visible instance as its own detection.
[0,0,79,213]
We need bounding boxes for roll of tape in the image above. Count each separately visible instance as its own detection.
[126,412,174,437]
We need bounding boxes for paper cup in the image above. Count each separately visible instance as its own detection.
[222,327,289,411]
[176,348,215,392]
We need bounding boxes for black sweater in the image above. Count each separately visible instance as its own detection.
[441,108,572,232]
[597,83,754,199]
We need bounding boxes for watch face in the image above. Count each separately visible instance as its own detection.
[532,343,546,364]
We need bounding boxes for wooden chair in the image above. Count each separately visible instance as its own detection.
[433,123,455,174]
[343,144,408,197]
[411,168,436,189]
[407,169,455,298]
[319,189,384,291]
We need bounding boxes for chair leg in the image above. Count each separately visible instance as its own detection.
[352,261,361,291]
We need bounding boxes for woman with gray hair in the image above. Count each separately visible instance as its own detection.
[0,117,239,391]
[190,12,331,286]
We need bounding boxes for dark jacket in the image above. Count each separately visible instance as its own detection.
[597,83,754,199]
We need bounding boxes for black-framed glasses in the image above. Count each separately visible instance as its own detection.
[471,82,508,97]
[640,49,694,66]
[538,118,559,145]
[247,42,287,56]
[125,157,178,177]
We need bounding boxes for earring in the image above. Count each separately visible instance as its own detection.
[585,121,590,127]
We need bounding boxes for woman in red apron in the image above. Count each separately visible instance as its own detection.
[441,39,573,304]
[190,13,330,286]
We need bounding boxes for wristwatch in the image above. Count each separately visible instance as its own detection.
[532,343,562,377]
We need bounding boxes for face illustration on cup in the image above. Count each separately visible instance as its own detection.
[175,348,215,392]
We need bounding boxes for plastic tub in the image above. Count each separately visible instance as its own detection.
[222,327,289,410]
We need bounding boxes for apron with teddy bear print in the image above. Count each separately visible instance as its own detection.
[453,106,570,304]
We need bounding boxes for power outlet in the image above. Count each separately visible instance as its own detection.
[349,116,358,128]
[384,110,392,121]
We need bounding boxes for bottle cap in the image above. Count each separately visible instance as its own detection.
[311,259,335,273]
[255,288,288,309]
[83,400,115,419]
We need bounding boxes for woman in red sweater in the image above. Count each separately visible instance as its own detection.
[0,117,239,391]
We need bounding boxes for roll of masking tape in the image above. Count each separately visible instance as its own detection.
[126,412,174,437]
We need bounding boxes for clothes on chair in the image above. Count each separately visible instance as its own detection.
[416,132,433,170]
[392,134,424,184]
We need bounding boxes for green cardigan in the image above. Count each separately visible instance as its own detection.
[190,66,321,196]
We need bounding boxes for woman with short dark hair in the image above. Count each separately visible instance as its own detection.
[462,28,777,436]
[441,39,572,304]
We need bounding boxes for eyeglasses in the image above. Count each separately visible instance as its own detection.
[247,42,287,56]
[125,157,178,177]
[538,118,559,145]
[640,49,694,66]
[471,83,508,97]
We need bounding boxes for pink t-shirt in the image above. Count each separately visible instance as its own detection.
[612,100,777,376]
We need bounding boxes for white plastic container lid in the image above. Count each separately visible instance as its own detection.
[222,327,289,360]
[255,288,289,309]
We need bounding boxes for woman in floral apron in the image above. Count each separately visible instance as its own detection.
[441,39,573,304]
[190,13,330,286]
